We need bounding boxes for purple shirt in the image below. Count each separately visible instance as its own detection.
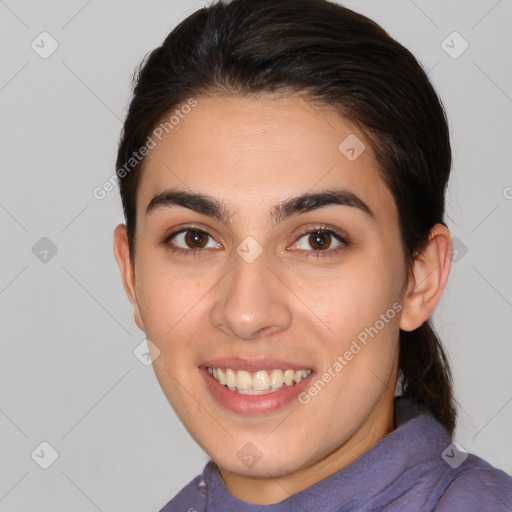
[159,398,512,511]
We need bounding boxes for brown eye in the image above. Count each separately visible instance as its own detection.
[184,230,209,248]
[163,228,222,254]
[289,227,348,257]
[308,231,332,250]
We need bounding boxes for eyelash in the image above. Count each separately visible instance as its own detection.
[160,225,350,259]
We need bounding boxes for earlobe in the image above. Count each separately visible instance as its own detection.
[399,224,452,332]
[113,224,144,331]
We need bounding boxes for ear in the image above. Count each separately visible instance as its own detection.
[113,224,144,331]
[399,223,452,332]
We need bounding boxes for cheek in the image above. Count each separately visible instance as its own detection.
[135,254,207,337]
[140,271,207,405]
[328,273,401,397]
[296,257,400,336]
[134,260,218,387]
[296,255,402,391]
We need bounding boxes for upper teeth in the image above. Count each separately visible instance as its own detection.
[207,367,311,394]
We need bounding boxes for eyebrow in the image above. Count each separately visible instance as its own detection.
[145,188,375,226]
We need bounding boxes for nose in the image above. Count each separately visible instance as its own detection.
[210,249,292,341]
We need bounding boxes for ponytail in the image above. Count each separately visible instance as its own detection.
[399,320,457,436]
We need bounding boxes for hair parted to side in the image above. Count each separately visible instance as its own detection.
[116,0,457,435]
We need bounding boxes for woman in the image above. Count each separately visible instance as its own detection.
[113,0,512,510]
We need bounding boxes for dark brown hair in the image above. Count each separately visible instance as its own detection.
[116,0,457,435]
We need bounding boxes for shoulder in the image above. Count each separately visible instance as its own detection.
[158,473,207,512]
[433,454,512,511]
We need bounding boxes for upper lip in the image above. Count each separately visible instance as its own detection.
[199,357,313,372]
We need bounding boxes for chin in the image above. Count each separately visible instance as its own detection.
[213,445,309,479]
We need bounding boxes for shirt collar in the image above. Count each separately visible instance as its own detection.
[200,397,450,511]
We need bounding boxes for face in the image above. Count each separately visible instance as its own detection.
[116,94,410,488]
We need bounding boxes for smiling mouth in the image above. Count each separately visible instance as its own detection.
[206,367,312,395]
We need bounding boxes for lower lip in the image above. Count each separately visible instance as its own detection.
[200,367,314,415]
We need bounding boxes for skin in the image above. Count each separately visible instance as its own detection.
[114,94,452,504]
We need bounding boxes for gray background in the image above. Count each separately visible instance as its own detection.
[1,0,511,511]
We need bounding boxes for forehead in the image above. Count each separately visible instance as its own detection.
[136,94,397,225]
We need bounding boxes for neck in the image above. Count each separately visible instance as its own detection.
[219,395,396,505]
